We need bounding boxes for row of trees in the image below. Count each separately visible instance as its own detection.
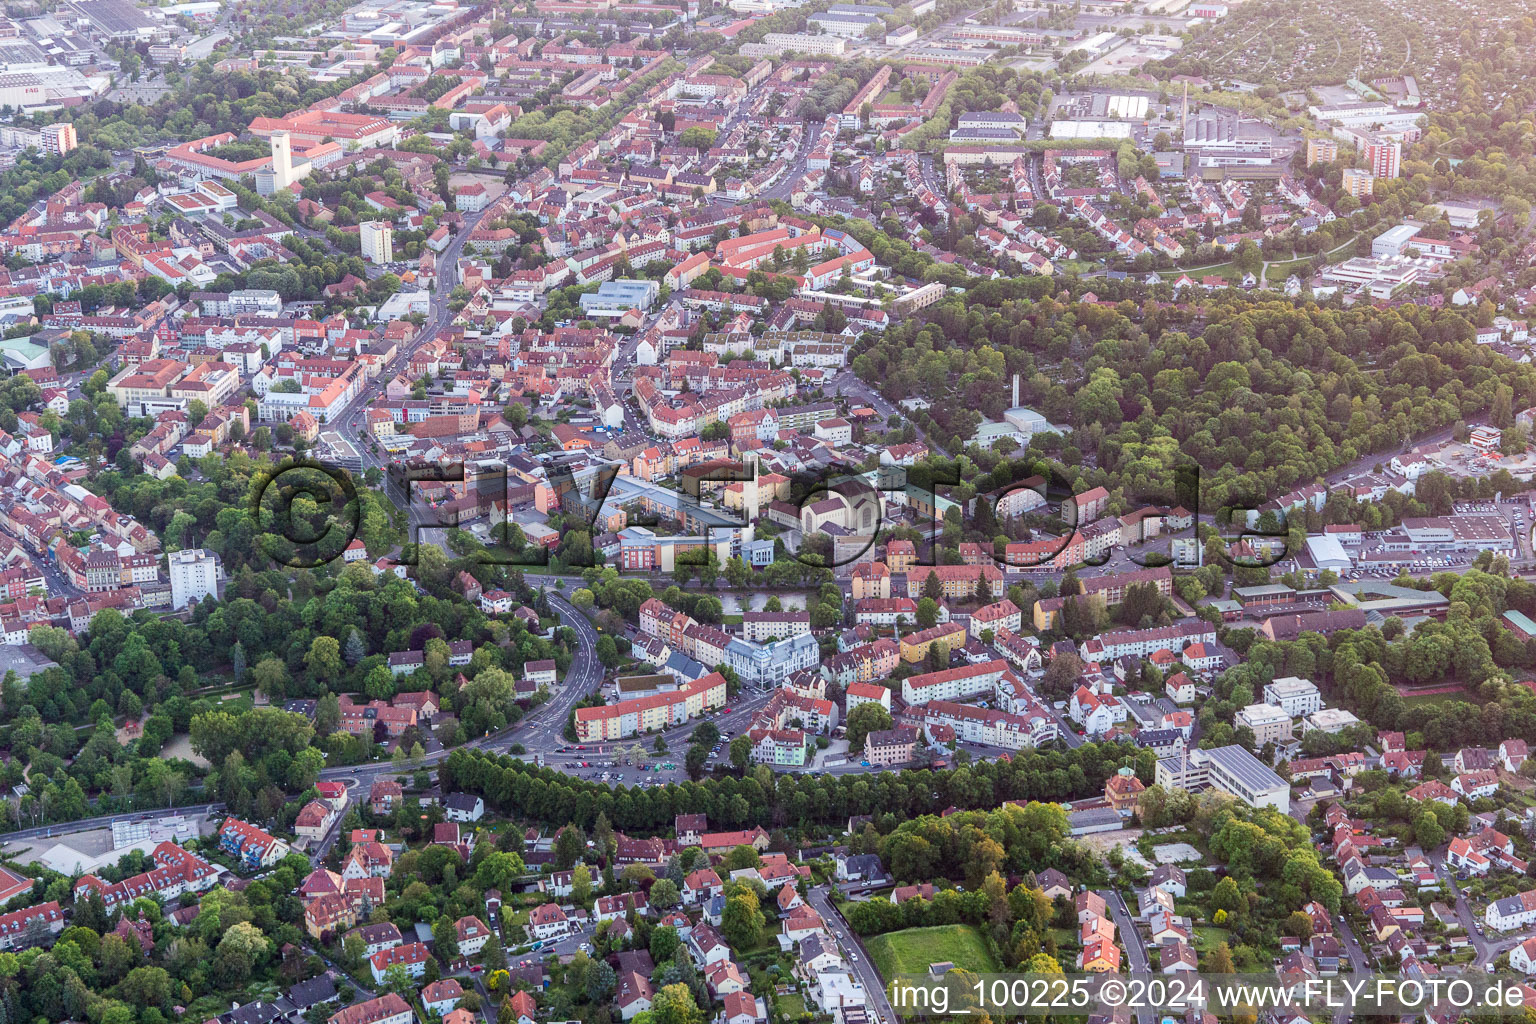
[441,743,1150,834]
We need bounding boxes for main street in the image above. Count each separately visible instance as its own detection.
[322,204,495,529]
[340,202,491,416]
[507,589,602,752]
[759,145,810,202]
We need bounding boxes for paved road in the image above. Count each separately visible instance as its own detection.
[1334,913,1368,972]
[1425,853,1525,966]
[510,589,604,752]
[807,886,898,1024]
[185,29,229,59]
[760,145,810,201]
[1330,912,1370,1024]
[315,945,376,1000]
[612,300,682,377]
[1103,888,1154,1024]
[313,787,353,862]
[39,557,83,599]
[326,205,493,528]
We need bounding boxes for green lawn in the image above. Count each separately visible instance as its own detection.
[1193,925,1230,951]
[1399,688,1487,709]
[866,925,1001,981]
[736,932,784,963]
[1259,254,1311,283]
[1154,233,1364,289]
[1048,927,1079,950]
[1159,261,1239,282]
[1262,233,1363,284]
[775,994,807,1020]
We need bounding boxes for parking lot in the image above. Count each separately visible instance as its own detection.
[548,743,691,786]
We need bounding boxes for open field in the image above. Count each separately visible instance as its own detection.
[1396,685,1487,708]
[866,925,1000,980]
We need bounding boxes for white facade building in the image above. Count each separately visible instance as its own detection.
[1263,676,1322,717]
[361,221,394,265]
[168,548,220,610]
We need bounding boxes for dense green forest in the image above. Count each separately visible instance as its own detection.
[853,291,1535,515]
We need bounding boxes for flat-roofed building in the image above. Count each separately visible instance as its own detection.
[1304,707,1361,735]
[1232,584,1297,609]
[1263,676,1322,717]
[1399,515,1515,555]
[1235,702,1293,745]
[361,221,393,265]
[1156,744,1289,812]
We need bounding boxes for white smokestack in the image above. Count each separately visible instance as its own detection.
[1012,373,1019,408]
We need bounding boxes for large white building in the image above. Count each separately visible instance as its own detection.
[758,32,848,55]
[1234,703,1293,745]
[902,660,1008,705]
[1262,676,1322,717]
[361,221,394,265]
[1364,138,1401,179]
[806,11,881,36]
[723,633,820,687]
[1304,708,1361,735]
[168,548,220,610]
[1155,744,1290,812]
[42,123,75,154]
[1304,534,1352,573]
[1487,889,1536,932]
[1371,223,1418,259]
